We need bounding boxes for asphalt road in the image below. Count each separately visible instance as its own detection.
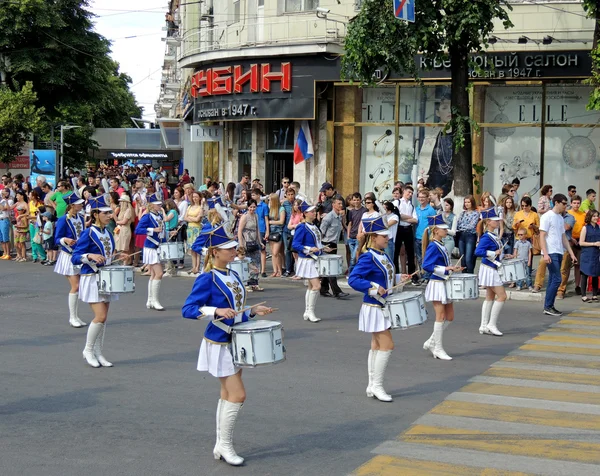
[0,260,566,476]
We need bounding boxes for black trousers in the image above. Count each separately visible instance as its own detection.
[320,242,343,295]
[395,225,416,276]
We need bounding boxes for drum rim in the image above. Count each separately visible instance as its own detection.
[232,322,283,332]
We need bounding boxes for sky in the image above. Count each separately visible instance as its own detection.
[89,0,168,122]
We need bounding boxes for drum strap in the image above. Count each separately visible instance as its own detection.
[212,320,232,334]
[147,236,160,246]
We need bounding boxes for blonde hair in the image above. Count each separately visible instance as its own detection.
[421,226,445,257]
[208,209,222,226]
[359,234,376,256]
[268,193,281,220]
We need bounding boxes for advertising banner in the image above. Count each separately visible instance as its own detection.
[29,150,57,188]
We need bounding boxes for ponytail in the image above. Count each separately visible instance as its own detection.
[203,247,215,273]
[421,226,432,258]
[359,234,375,256]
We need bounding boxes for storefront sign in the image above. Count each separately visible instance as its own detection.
[6,155,29,170]
[107,151,174,160]
[191,125,223,142]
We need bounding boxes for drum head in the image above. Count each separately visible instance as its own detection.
[387,290,422,302]
[321,255,341,260]
[451,273,476,278]
[102,265,133,271]
[234,320,281,330]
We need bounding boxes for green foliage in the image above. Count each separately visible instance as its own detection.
[582,1,600,111]
[472,163,488,195]
[0,81,44,165]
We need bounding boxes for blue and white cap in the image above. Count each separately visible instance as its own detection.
[427,214,449,229]
[147,193,162,205]
[201,223,238,249]
[480,207,502,221]
[299,200,316,213]
[88,195,112,212]
[65,192,84,206]
[362,216,390,236]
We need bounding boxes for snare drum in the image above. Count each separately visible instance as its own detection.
[231,320,285,367]
[445,273,479,300]
[227,258,251,284]
[159,242,185,261]
[318,254,343,277]
[98,266,135,294]
[498,259,527,283]
[385,291,428,330]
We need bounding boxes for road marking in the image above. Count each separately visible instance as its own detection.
[509,349,600,362]
[533,334,600,345]
[520,343,600,355]
[492,361,600,375]
[560,318,600,326]
[470,376,600,393]
[568,313,600,319]
[483,366,600,386]
[546,327,600,336]
[502,354,600,369]
[459,382,600,405]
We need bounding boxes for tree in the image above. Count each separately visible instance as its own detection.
[583,1,600,110]
[0,81,44,167]
[342,0,512,197]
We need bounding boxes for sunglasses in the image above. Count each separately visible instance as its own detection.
[365,201,373,204]
[559,201,568,206]
[283,181,289,184]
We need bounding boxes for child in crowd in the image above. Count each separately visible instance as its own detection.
[513,227,533,291]
[41,211,58,265]
[14,207,29,262]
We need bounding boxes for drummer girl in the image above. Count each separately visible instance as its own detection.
[291,201,325,323]
[72,195,125,368]
[182,224,273,466]
[475,208,513,336]
[348,216,409,402]
[421,214,464,360]
[54,192,87,328]
[135,193,166,311]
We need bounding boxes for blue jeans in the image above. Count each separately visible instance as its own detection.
[415,238,430,280]
[458,232,477,274]
[385,240,395,264]
[347,238,359,274]
[282,230,293,273]
[544,253,563,309]
[516,263,532,288]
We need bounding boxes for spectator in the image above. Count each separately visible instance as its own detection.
[48,181,71,218]
[13,191,29,261]
[513,227,533,291]
[184,191,204,275]
[281,187,296,276]
[512,178,521,205]
[318,182,335,218]
[537,184,553,215]
[502,196,516,255]
[28,191,46,263]
[581,188,597,213]
[268,193,286,277]
[567,185,577,202]
[237,199,264,292]
[250,188,270,277]
[579,210,600,303]
[559,195,585,297]
[512,196,540,239]
[0,188,13,258]
[33,175,46,200]
[396,186,418,280]
[109,178,125,196]
[157,176,170,201]
[172,187,188,269]
[177,169,191,188]
[429,188,443,212]
[319,196,349,299]
[276,177,290,202]
[289,181,306,201]
[198,176,212,192]
[382,201,400,262]
[233,173,250,203]
[415,188,436,282]
[41,211,57,265]
[441,197,457,256]
[356,192,380,263]
[556,200,576,299]
[456,195,479,274]
[346,192,366,275]
[115,195,134,265]
[390,187,402,208]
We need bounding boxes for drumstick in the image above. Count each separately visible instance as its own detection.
[207,301,268,321]
[384,270,420,293]
[454,255,464,268]
[111,250,141,264]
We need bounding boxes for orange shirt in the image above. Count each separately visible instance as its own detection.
[569,209,586,240]
[512,210,540,239]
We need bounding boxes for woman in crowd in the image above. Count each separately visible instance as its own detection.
[475,208,513,336]
[292,201,325,323]
[183,183,194,204]
[163,199,180,276]
[82,186,97,228]
[182,224,273,466]
[172,186,188,269]
[13,191,29,261]
[54,193,86,327]
[29,190,46,263]
[356,192,380,262]
[236,189,249,208]
[268,193,286,277]
[441,198,457,256]
[579,210,600,302]
[382,201,399,261]
[133,192,148,269]
[185,191,204,275]
[106,192,120,235]
[237,198,264,292]
[502,196,517,281]
[286,198,304,279]
[115,195,134,265]
[537,184,553,215]
[455,195,479,274]
[0,188,13,259]
[512,196,540,239]
[135,194,166,311]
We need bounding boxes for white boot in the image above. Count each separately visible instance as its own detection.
[432,321,452,360]
[486,301,504,336]
[304,290,321,322]
[93,323,113,367]
[73,294,87,327]
[480,300,493,334]
[366,349,378,398]
[82,322,103,368]
[302,289,311,321]
[371,350,393,402]
[68,293,83,328]
[213,400,244,466]
[151,280,165,311]
[214,399,223,456]
[424,320,450,351]
[146,279,153,309]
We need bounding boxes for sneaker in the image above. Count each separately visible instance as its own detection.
[516,286,522,291]
[261,272,267,278]
[532,286,541,293]
[552,307,564,316]
[543,307,562,316]
[575,286,582,296]
[412,279,421,286]
[282,271,291,277]
[556,293,564,300]
[528,286,534,291]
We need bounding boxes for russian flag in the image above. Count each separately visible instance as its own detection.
[294,121,314,165]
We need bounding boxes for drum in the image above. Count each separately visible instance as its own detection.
[385,291,428,330]
[445,273,479,300]
[98,266,135,294]
[498,259,527,283]
[159,242,184,261]
[231,320,285,367]
[227,258,251,284]
[318,254,343,277]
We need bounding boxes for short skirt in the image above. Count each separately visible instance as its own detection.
[358,303,391,333]
[479,264,504,287]
[54,250,80,276]
[79,274,119,303]
[295,257,319,279]
[197,339,239,378]
[143,247,160,265]
[424,279,451,304]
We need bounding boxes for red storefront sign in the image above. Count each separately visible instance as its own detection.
[6,156,29,170]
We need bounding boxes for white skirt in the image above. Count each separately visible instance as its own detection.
[478,264,504,287]
[197,339,239,378]
[295,257,319,279]
[358,304,391,333]
[143,247,160,265]
[425,279,451,304]
[54,250,79,276]
[79,274,119,303]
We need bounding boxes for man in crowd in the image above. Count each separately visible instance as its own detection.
[512,178,521,206]
[414,188,435,283]
[276,177,290,202]
[234,173,250,202]
[199,176,212,191]
[539,193,577,316]
[396,185,418,282]
[346,192,366,275]
[555,199,576,300]
[567,185,577,202]
[109,178,125,196]
[318,182,336,219]
[558,194,585,297]
[290,181,306,201]
[581,188,597,212]
[251,188,270,277]
[282,187,296,277]
[33,176,46,200]
[319,196,349,299]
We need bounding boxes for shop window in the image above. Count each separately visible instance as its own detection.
[238,125,252,179]
[267,122,294,150]
[285,0,318,13]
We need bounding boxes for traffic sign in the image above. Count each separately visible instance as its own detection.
[393,0,415,22]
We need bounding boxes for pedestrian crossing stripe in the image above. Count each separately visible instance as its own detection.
[567,313,600,318]
[520,343,600,356]
[483,366,600,386]
[459,382,600,405]
[560,319,600,326]
[501,354,600,370]
[533,334,600,345]
[546,327,600,336]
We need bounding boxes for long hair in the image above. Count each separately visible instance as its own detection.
[359,234,376,256]
[268,193,281,220]
[208,209,223,226]
[225,182,235,202]
[584,209,599,225]
[203,247,216,273]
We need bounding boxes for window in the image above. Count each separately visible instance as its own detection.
[285,0,318,13]
[238,126,252,179]
[355,0,364,10]
[232,0,240,23]
[258,0,264,6]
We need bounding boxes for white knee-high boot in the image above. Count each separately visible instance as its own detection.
[366,349,378,398]
[82,322,103,368]
[213,400,244,466]
[302,289,311,321]
[423,320,450,351]
[214,399,223,456]
[304,290,321,322]
[151,280,165,311]
[73,294,87,327]
[432,321,452,360]
[371,350,393,402]
[68,293,83,328]
[480,300,494,334]
[486,301,504,336]
[146,279,153,309]
[93,323,113,367]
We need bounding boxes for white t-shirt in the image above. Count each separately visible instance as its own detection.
[539,210,565,255]
[0,198,14,219]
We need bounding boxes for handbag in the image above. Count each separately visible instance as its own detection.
[268,232,282,242]
[33,231,43,245]
[245,241,260,253]
[532,232,541,256]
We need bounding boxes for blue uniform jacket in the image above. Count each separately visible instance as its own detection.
[422,241,451,281]
[475,232,503,269]
[348,249,395,307]
[182,269,253,344]
[71,225,115,274]
[135,213,164,249]
[291,222,323,258]
[54,213,85,253]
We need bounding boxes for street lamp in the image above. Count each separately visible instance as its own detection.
[60,125,82,178]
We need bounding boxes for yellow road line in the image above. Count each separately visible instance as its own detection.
[483,367,600,386]
[430,400,600,430]
[560,319,600,327]
[568,313,600,319]
[353,455,532,476]
[401,425,600,464]
[502,354,600,370]
[533,334,600,345]
[546,327,600,336]
[520,344,600,356]
[459,382,600,405]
